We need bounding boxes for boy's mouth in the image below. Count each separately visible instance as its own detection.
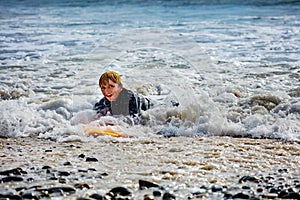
[106,94,113,98]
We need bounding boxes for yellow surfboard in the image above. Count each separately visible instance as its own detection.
[84,127,123,137]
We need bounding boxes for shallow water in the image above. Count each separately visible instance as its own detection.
[0,0,300,141]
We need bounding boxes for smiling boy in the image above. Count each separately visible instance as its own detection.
[94,71,150,118]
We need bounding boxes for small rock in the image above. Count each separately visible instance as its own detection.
[42,166,52,170]
[256,187,264,193]
[59,178,67,183]
[153,190,162,197]
[139,179,163,190]
[74,183,90,190]
[0,193,22,199]
[0,167,27,176]
[89,193,103,199]
[211,185,223,192]
[22,192,40,200]
[37,186,76,195]
[232,192,250,199]
[1,176,23,182]
[86,157,98,162]
[63,161,72,166]
[238,176,259,183]
[78,154,85,158]
[280,192,300,199]
[106,187,132,199]
[162,192,176,200]
[262,193,278,199]
[58,171,70,176]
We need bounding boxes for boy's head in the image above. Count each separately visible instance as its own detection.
[99,71,123,102]
[99,71,122,87]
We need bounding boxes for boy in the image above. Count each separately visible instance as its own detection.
[94,71,150,119]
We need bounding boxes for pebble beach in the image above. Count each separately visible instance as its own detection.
[1,136,299,199]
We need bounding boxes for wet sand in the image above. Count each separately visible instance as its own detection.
[1,136,299,199]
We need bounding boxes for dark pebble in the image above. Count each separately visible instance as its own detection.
[256,187,264,193]
[64,161,72,166]
[42,166,52,170]
[27,177,34,182]
[1,176,23,182]
[59,178,67,183]
[0,167,27,176]
[37,186,76,194]
[58,171,71,176]
[211,185,223,192]
[106,187,132,199]
[238,176,259,183]
[232,192,250,199]
[278,168,288,173]
[74,183,90,189]
[280,192,300,199]
[153,190,162,197]
[78,154,85,158]
[0,193,22,199]
[78,169,88,173]
[22,192,40,200]
[242,185,251,190]
[45,149,52,152]
[162,192,176,200]
[86,157,98,162]
[139,179,163,190]
[89,193,103,200]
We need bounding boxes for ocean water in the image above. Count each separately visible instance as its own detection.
[0,0,300,142]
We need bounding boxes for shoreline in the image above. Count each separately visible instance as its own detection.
[1,136,299,199]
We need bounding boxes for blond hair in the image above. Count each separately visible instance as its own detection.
[99,71,122,86]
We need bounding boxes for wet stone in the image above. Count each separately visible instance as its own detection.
[239,176,259,183]
[78,154,85,158]
[153,190,162,197]
[58,171,71,176]
[162,192,176,200]
[139,179,163,190]
[262,193,278,199]
[106,187,132,199]
[232,192,250,199]
[211,185,223,192]
[59,177,67,183]
[74,183,90,190]
[37,186,76,195]
[0,193,22,199]
[42,166,52,170]
[89,193,103,199]
[0,167,27,176]
[86,157,98,162]
[1,176,23,182]
[63,161,72,166]
[21,192,40,200]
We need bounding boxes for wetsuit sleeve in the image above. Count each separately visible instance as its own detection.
[128,94,139,116]
[94,98,111,116]
[128,93,151,117]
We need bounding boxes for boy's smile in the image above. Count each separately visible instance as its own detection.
[100,79,123,102]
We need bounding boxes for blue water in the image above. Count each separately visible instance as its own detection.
[0,0,299,141]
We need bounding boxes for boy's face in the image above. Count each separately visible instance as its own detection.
[100,79,123,102]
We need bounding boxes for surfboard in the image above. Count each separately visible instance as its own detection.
[84,127,123,137]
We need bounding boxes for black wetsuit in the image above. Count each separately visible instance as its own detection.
[94,88,150,117]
